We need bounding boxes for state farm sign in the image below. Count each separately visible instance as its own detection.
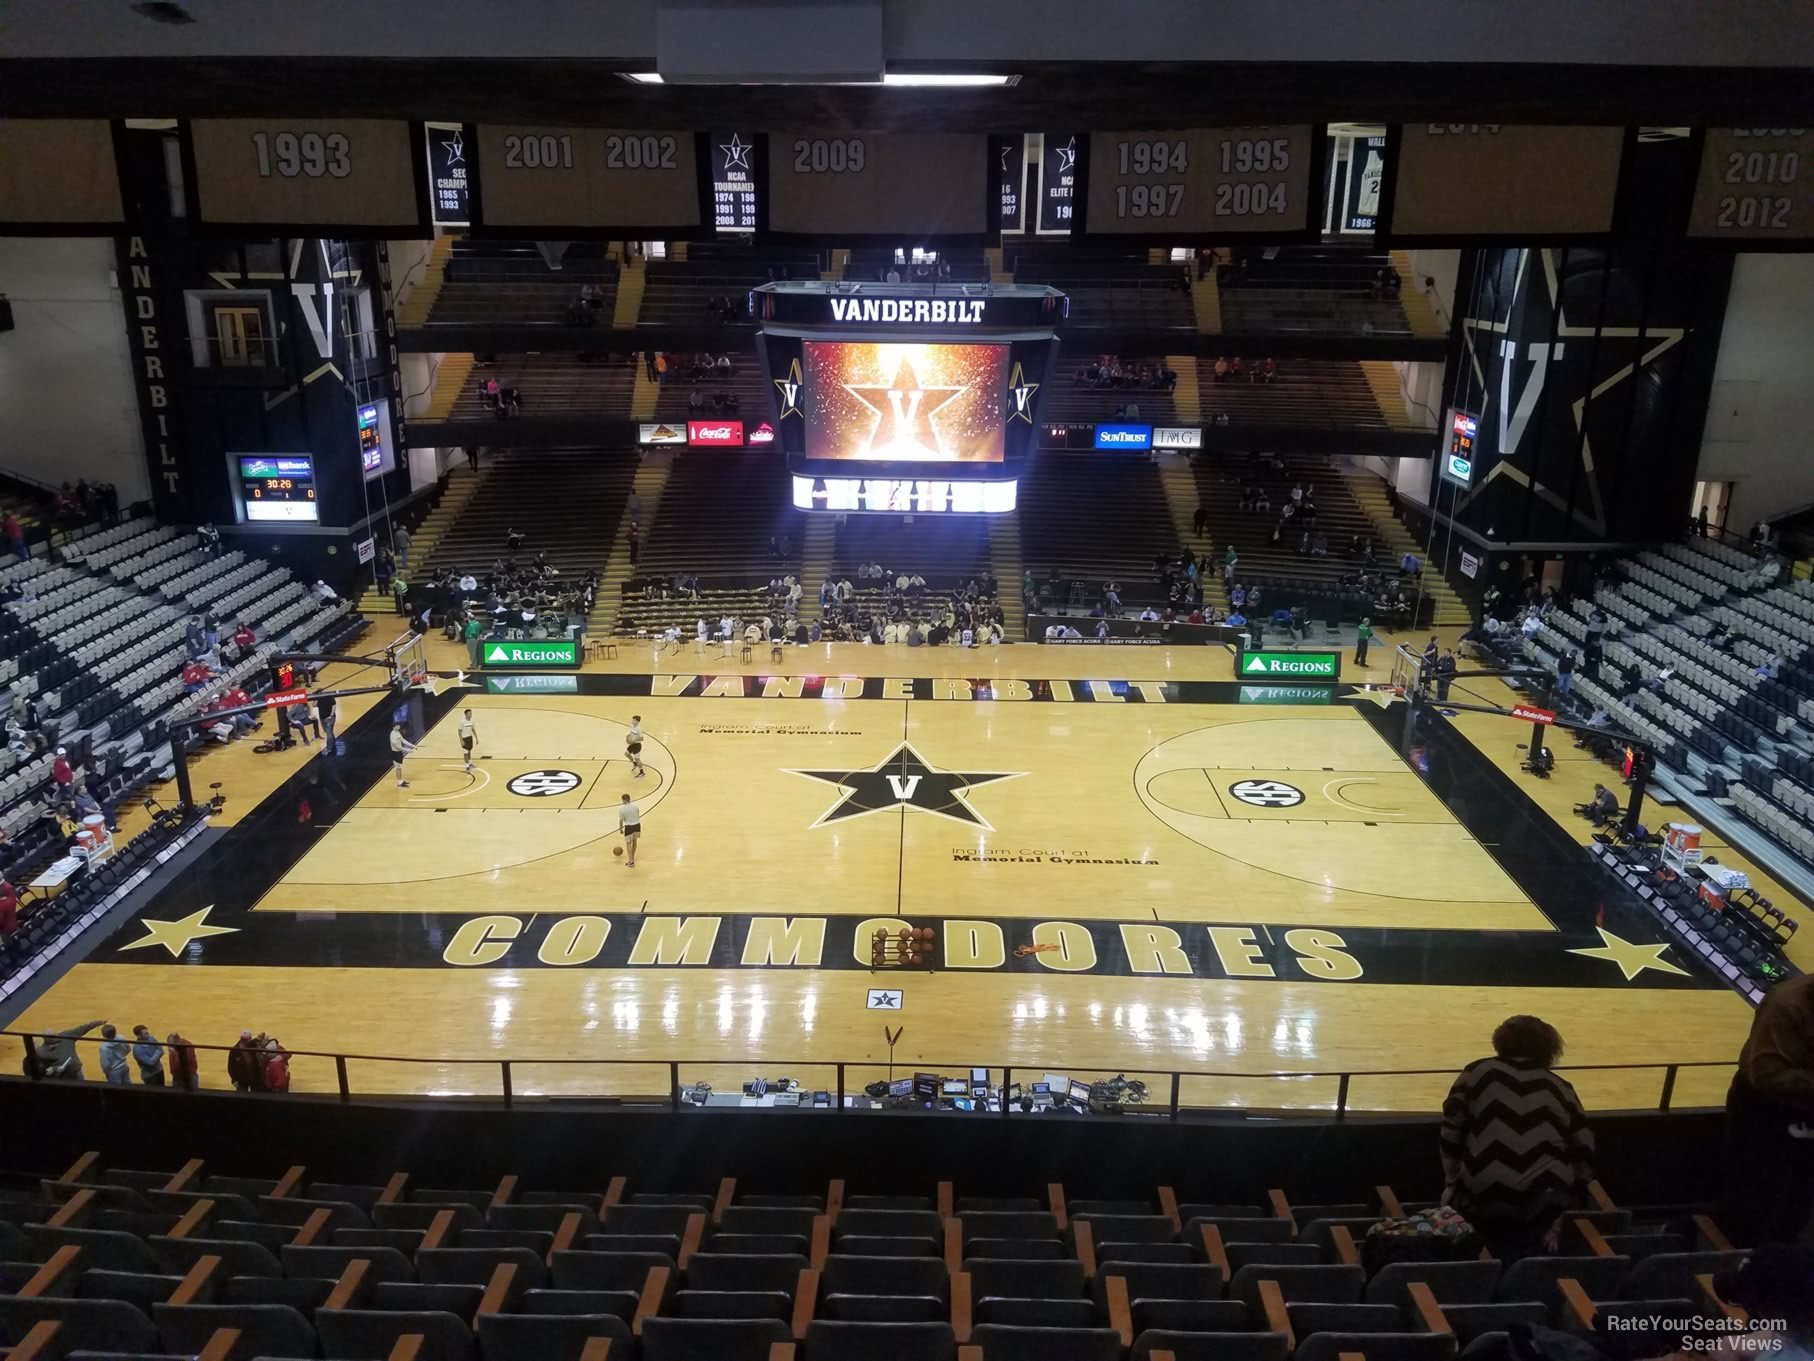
[687,420,744,447]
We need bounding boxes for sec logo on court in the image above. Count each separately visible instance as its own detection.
[507,769,583,798]
[1228,779,1305,808]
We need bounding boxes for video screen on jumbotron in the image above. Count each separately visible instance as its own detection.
[804,341,1009,463]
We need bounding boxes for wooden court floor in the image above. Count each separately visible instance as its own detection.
[7,635,1766,1113]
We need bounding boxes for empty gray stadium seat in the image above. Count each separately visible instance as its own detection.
[969,1322,1121,1361]
[317,1306,478,1361]
[1229,1263,1365,1308]
[822,1254,949,1302]
[548,1248,673,1292]
[281,1242,416,1287]
[477,1309,632,1361]
[0,1296,161,1354]
[1132,1329,1292,1361]
[1366,1260,1501,1308]
[804,1318,959,1360]
[639,1315,792,1361]
[154,1300,316,1356]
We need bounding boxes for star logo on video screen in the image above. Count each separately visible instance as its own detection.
[1052,136,1078,174]
[719,134,753,172]
[773,358,804,419]
[788,744,1023,829]
[1007,361,1040,425]
[845,359,965,460]
[441,131,464,165]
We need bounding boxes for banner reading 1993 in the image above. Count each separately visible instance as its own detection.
[1078,126,1317,240]
[764,132,993,240]
[187,119,427,233]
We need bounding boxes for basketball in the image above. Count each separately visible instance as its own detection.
[613,846,624,858]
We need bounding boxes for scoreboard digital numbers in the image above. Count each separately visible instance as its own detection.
[0,119,123,228]
[238,456,318,524]
[189,119,422,230]
[1081,126,1315,237]
[1390,125,1624,237]
[766,133,990,238]
[1688,128,1814,240]
[476,126,704,232]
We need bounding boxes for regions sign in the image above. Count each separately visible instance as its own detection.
[1237,649,1341,680]
[481,640,581,669]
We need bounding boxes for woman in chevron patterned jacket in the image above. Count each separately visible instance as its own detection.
[1439,1015,1596,1259]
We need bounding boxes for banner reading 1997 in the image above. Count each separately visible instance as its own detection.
[1079,126,1316,240]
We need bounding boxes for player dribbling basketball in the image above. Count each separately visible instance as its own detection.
[457,708,478,773]
[618,793,641,867]
[626,714,645,779]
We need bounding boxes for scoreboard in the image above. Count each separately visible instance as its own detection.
[1387,125,1624,238]
[1078,126,1317,239]
[188,119,426,231]
[0,120,123,230]
[764,133,992,239]
[1688,129,1814,241]
[237,456,318,524]
[473,126,707,233]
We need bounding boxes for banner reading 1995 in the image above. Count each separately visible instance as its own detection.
[1078,126,1317,241]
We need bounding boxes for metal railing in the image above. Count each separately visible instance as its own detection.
[3,1031,1737,1120]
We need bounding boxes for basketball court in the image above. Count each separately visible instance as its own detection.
[8,647,1759,1113]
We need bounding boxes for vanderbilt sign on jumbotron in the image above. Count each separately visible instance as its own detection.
[828,297,986,325]
[752,281,1066,330]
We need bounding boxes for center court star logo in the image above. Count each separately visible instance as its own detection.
[1566,926,1689,981]
[117,906,238,958]
[719,134,753,172]
[787,744,1023,829]
[845,359,965,460]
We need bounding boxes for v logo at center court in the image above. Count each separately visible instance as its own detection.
[786,743,1025,829]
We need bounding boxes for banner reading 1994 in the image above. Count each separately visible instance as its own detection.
[1079,126,1316,240]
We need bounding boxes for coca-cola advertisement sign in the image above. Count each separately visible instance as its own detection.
[687,420,744,447]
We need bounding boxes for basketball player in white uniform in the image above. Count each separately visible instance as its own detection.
[618,793,641,867]
[457,708,478,773]
[625,715,645,779]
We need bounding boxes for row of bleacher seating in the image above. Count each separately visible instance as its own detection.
[449,357,639,422]
[1513,537,1814,868]
[843,251,990,284]
[0,515,364,899]
[0,1153,1755,1361]
[1215,248,1415,339]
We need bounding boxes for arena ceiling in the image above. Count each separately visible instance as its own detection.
[0,0,1810,125]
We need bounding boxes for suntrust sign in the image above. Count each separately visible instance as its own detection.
[827,297,987,325]
[1094,423,1153,451]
